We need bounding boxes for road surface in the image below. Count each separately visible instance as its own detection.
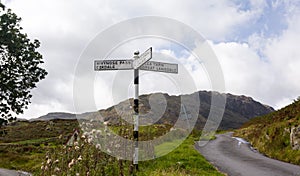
[196,132,300,176]
[0,168,31,176]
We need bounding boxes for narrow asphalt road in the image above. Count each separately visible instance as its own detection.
[196,132,300,176]
[0,168,31,176]
[0,168,19,176]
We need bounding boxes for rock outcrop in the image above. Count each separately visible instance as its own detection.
[290,125,300,150]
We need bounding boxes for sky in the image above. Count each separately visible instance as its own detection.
[2,0,300,119]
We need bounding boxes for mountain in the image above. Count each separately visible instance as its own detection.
[33,112,93,121]
[235,98,300,165]
[99,91,273,130]
[34,91,274,130]
[35,112,76,121]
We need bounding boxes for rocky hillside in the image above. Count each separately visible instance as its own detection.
[36,112,76,121]
[235,98,300,165]
[34,112,93,121]
[35,91,273,130]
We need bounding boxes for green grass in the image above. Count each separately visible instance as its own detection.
[154,139,183,157]
[8,137,56,145]
[0,144,47,172]
[0,119,79,173]
[137,136,223,176]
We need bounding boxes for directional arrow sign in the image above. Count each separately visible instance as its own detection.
[94,60,133,71]
[94,59,178,73]
[140,61,178,74]
[133,47,152,69]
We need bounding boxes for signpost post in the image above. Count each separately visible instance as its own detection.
[133,51,140,172]
[94,47,178,174]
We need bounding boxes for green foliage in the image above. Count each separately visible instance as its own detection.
[0,120,224,175]
[0,119,79,173]
[235,99,300,165]
[0,3,47,122]
[0,145,45,172]
[0,119,79,143]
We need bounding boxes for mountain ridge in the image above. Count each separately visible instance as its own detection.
[33,91,274,130]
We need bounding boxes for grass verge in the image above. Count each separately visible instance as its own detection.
[137,136,224,176]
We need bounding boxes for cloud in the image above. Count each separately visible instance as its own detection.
[263,10,300,106]
[212,41,273,103]
[114,0,261,40]
[210,7,300,109]
[2,0,299,119]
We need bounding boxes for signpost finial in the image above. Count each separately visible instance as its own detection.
[134,51,140,56]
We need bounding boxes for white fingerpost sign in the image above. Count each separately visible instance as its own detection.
[94,60,133,70]
[140,61,178,74]
[94,47,178,174]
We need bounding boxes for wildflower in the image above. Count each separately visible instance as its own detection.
[54,159,59,164]
[74,141,79,146]
[68,159,75,168]
[75,146,80,150]
[78,155,82,161]
[96,144,101,149]
[76,173,80,176]
[54,167,60,172]
[47,158,52,165]
[44,166,48,171]
[41,165,44,170]
[107,148,111,154]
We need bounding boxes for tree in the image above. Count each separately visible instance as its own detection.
[0,3,47,124]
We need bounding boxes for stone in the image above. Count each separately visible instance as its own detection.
[290,126,300,150]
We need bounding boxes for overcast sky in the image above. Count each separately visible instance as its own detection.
[3,0,300,119]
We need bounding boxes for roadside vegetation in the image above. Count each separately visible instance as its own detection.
[0,119,79,172]
[138,134,222,176]
[0,119,223,175]
[235,98,300,165]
